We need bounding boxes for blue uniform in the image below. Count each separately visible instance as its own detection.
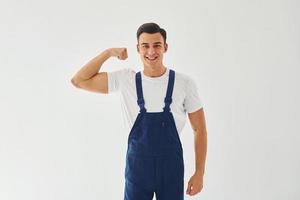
[124,69,184,200]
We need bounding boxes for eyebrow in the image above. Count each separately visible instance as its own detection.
[141,42,162,45]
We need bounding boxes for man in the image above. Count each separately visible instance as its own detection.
[71,22,207,200]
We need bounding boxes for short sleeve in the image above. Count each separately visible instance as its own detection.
[183,77,203,113]
[107,69,122,93]
[107,68,134,93]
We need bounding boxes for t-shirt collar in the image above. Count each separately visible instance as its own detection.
[142,67,169,81]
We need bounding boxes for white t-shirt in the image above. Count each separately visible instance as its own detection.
[107,67,203,135]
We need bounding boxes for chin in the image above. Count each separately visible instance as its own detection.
[144,60,160,67]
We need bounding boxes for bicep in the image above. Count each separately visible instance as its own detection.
[75,72,108,94]
[188,108,207,133]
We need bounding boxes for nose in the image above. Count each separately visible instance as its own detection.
[147,46,156,55]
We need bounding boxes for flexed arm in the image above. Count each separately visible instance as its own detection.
[70,48,128,93]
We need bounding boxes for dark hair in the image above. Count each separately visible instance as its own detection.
[136,22,167,43]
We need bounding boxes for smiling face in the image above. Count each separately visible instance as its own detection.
[137,32,168,70]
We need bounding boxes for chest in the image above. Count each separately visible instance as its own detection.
[122,78,186,113]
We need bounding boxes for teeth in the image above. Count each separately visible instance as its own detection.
[146,57,157,60]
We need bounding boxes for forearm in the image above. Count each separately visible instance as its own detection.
[194,129,207,176]
[72,49,111,81]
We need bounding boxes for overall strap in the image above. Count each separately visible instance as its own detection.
[135,71,146,113]
[163,69,175,112]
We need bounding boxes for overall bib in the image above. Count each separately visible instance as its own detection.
[124,69,184,200]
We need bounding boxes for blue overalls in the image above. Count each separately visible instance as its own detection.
[124,69,184,200]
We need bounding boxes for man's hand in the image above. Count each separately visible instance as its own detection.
[107,48,128,60]
[186,172,204,196]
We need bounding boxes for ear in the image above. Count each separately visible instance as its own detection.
[164,43,168,53]
[136,44,140,53]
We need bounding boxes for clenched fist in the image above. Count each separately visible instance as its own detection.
[107,48,128,60]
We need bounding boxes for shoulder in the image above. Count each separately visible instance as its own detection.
[173,70,200,98]
[107,68,137,93]
[173,70,196,86]
[174,70,203,112]
[108,67,136,77]
[107,68,137,82]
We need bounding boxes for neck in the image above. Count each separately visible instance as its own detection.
[143,65,167,77]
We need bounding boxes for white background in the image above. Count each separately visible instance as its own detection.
[0,0,299,199]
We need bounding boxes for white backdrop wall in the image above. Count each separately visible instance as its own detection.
[0,0,299,199]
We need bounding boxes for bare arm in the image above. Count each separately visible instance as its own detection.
[189,108,207,176]
[70,48,127,93]
[186,107,207,196]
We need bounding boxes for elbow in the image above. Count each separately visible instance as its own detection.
[71,78,80,88]
[193,128,207,136]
